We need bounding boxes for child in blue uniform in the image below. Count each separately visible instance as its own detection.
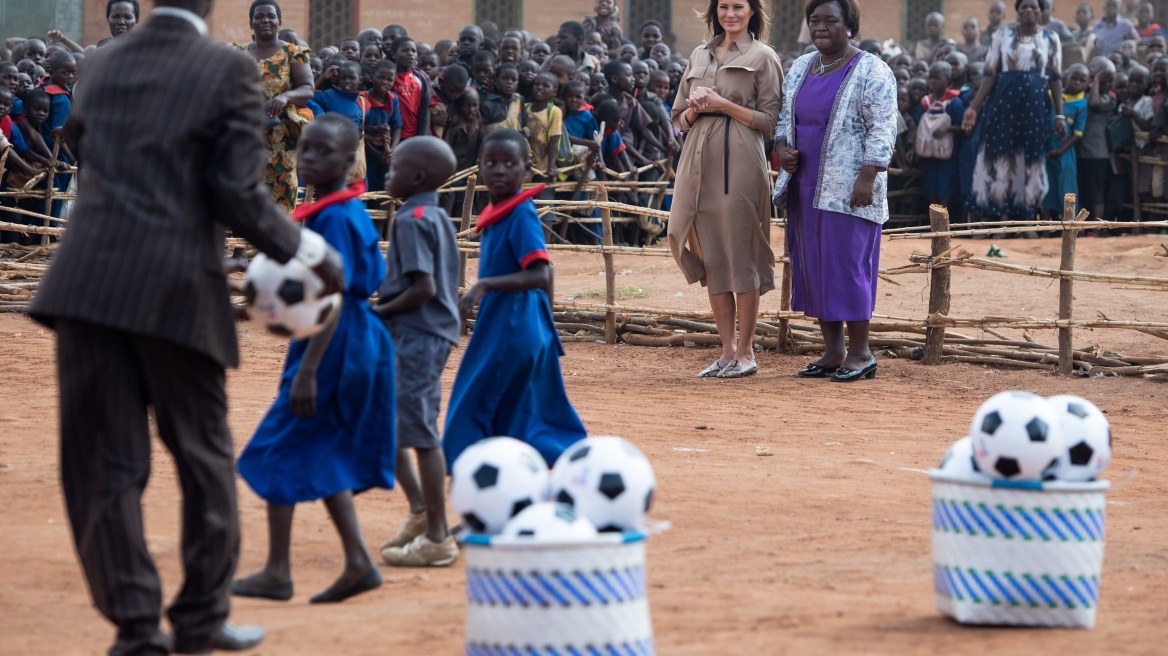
[444,129,588,468]
[233,115,395,604]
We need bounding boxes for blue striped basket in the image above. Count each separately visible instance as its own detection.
[460,532,655,655]
[928,470,1110,628]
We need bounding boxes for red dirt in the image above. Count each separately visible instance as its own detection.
[1,232,1166,654]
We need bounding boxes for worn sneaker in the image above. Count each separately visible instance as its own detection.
[381,534,460,567]
[379,512,427,558]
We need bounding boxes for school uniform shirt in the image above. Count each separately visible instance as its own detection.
[9,97,22,122]
[1080,93,1117,159]
[379,190,460,344]
[39,83,72,150]
[313,88,366,132]
[0,118,29,155]
[563,108,599,141]
[442,186,587,468]
[523,102,563,172]
[361,90,403,138]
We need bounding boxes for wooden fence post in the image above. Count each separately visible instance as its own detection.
[458,174,477,289]
[922,204,951,364]
[599,185,616,344]
[1058,193,1078,375]
[1130,144,1141,224]
[778,218,793,352]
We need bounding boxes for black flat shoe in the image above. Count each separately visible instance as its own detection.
[309,567,382,604]
[797,363,839,378]
[231,575,293,601]
[829,357,877,382]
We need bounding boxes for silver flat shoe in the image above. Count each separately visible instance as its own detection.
[698,359,727,378]
[717,359,758,378]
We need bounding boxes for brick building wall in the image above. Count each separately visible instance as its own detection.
[74,0,1086,54]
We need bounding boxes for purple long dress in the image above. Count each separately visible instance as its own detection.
[787,54,881,322]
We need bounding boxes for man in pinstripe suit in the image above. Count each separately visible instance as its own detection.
[29,1,343,654]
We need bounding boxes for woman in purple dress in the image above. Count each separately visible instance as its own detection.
[772,0,898,382]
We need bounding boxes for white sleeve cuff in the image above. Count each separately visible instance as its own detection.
[293,227,327,268]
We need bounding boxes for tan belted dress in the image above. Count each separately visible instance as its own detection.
[667,32,782,295]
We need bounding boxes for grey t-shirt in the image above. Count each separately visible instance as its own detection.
[379,191,461,344]
[1079,94,1116,160]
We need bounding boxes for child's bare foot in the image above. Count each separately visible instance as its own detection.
[231,569,293,601]
[308,565,381,604]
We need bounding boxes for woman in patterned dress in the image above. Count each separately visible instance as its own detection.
[237,0,315,210]
[962,0,1066,220]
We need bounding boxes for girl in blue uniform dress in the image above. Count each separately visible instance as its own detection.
[444,129,587,469]
[234,115,394,605]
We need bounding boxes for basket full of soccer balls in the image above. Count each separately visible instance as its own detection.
[930,391,1112,629]
[450,435,658,655]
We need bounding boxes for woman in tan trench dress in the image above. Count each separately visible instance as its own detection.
[668,0,783,379]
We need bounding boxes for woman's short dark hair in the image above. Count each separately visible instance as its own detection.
[1015,0,1049,11]
[106,0,139,20]
[704,0,769,42]
[249,0,282,22]
[805,0,860,38]
[640,20,663,34]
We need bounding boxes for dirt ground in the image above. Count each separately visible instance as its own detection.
[1,232,1166,655]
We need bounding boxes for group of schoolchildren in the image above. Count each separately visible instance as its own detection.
[883,1,1168,233]
[299,19,687,245]
[0,39,79,242]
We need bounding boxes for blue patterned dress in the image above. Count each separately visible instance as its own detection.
[969,26,1063,219]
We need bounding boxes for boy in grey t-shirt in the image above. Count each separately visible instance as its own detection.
[374,137,461,567]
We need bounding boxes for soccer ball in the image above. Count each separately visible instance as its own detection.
[549,436,656,533]
[499,502,599,543]
[449,436,549,535]
[1047,395,1112,481]
[244,234,340,340]
[970,391,1065,481]
[938,436,984,477]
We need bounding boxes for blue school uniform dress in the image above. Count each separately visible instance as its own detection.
[443,185,587,468]
[360,91,402,193]
[915,92,965,199]
[563,110,603,237]
[237,183,397,505]
[1044,92,1086,214]
[40,83,73,215]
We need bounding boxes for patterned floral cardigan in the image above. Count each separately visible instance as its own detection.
[772,51,899,225]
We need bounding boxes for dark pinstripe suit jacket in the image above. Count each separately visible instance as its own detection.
[30,15,301,368]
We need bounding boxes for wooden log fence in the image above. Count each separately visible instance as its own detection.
[1,139,1164,379]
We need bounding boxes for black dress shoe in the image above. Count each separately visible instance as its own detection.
[796,363,839,378]
[172,622,265,654]
[829,357,877,382]
[309,567,382,604]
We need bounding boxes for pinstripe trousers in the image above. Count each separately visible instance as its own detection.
[56,320,238,656]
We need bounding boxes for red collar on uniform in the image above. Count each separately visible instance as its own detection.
[360,90,393,110]
[475,184,545,232]
[42,84,71,97]
[921,89,960,108]
[290,181,366,222]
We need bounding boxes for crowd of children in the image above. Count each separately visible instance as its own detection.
[9,3,1168,241]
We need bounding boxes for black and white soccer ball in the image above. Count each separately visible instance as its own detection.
[449,436,549,535]
[499,501,598,543]
[549,436,655,533]
[938,436,985,477]
[244,232,340,340]
[1047,395,1112,481]
[970,391,1065,481]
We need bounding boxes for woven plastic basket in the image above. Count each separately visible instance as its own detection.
[461,532,654,655]
[929,471,1110,628]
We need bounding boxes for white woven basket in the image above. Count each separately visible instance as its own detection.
[929,471,1110,628]
[461,532,654,655]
